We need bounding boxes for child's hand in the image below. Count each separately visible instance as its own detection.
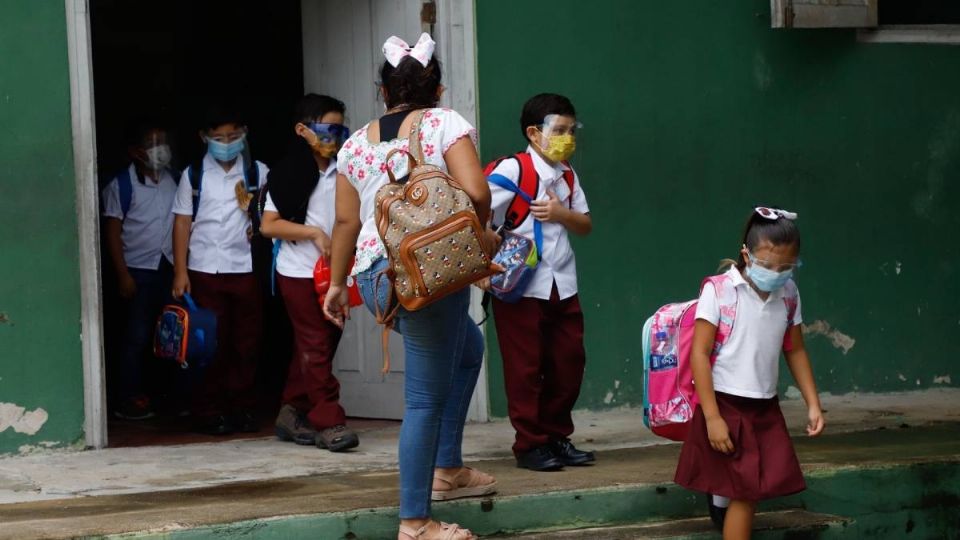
[322,283,351,329]
[706,415,734,454]
[806,406,825,437]
[530,190,569,223]
[312,229,332,260]
[171,271,190,300]
[118,271,137,300]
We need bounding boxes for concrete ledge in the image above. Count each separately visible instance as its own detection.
[1,422,958,539]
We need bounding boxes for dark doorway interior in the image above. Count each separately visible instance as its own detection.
[90,0,302,445]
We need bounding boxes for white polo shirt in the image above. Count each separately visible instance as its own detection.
[262,160,338,278]
[696,267,803,399]
[488,146,590,300]
[101,164,177,270]
[171,154,269,274]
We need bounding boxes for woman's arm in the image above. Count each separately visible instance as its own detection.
[784,325,825,436]
[691,319,735,454]
[322,174,362,328]
[444,137,490,226]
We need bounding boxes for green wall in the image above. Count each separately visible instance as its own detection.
[0,1,85,453]
[476,1,960,416]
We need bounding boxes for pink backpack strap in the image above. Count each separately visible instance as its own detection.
[701,274,739,359]
[781,279,800,351]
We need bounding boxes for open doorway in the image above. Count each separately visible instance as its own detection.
[78,0,483,449]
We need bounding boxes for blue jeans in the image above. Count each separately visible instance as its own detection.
[356,258,484,519]
[118,259,173,401]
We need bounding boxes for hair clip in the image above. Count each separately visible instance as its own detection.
[754,206,797,221]
[382,33,435,68]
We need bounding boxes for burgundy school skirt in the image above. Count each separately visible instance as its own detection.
[674,392,805,501]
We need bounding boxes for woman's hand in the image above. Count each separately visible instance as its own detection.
[806,406,825,437]
[482,225,501,257]
[312,229,332,260]
[322,283,350,329]
[706,415,734,454]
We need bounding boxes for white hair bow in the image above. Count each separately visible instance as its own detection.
[382,32,436,68]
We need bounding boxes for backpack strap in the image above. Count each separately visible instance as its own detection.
[560,162,575,209]
[487,173,543,261]
[701,274,739,359]
[490,152,539,230]
[188,162,203,220]
[117,167,133,219]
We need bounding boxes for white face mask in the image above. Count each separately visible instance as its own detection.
[144,144,172,170]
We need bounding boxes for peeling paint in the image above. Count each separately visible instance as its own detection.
[603,391,614,405]
[933,375,952,385]
[784,386,802,399]
[614,380,621,389]
[898,374,908,382]
[803,320,856,355]
[0,403,49,435]
[895,261,902,275]
[0,312,10,325]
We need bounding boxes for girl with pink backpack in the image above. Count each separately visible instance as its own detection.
[670,207,825,539]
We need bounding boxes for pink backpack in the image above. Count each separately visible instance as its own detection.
[642,273,797,441]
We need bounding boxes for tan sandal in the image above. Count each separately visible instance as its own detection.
[399,521,477,540]
[431,467,497,501]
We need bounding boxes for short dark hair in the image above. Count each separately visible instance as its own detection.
[733,207,801,270]
[293,94,346,125]
[379,55,443,110]
[202,102,245,131]
[124,116,167,148]
[520,93,576,139]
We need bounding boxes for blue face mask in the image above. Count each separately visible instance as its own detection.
[745,255,793,292]
[207,135,246,162]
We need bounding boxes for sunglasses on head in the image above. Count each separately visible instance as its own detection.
[754,206,797,221]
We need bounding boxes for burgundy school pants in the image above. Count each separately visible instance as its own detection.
[492,285,586,456]
[277,275,346,429]
[188,271,263,417]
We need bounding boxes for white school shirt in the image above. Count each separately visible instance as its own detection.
[695,266,803,399]
[171,153,269,274]
[101,164,177,270]
[263,160,338,278]
[337,108,478,275]
[488,146,590,300]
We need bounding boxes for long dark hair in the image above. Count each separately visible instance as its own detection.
[379,55,443,110]
[721,207,801,271]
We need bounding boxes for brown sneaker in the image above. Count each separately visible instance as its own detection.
[274,404,317,445]
[316,424,359,452]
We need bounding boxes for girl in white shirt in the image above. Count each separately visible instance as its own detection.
[674,207,825,540]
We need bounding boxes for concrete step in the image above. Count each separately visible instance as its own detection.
[494,510,849,539]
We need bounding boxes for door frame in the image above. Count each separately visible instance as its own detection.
[66,0,108,449]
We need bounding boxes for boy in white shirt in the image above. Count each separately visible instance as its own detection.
[260,94,358,452]
[171,105,268,435]
[102,119,178,420]
[486,94,594,472]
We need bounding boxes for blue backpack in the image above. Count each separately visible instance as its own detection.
[154,292,217,370]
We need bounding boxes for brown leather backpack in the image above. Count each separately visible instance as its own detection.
[374,110,502,326]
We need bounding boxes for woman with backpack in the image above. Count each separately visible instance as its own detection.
[322,33,499,540]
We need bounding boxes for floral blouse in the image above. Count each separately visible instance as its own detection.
[337,108,478,275]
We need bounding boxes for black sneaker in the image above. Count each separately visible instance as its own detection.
[113,396,155,421]
[275,404,318,445]
[516,446,565,471]
[195,414,233,436]
[707,494,728,530]
[316,424,359,452]
[551,439,596,466]
[232,411,260,433]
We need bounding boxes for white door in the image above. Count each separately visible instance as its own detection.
[300,0,488,421]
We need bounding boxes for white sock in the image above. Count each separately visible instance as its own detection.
[712,494,731,508]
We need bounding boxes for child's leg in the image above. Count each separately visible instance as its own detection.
[224,272,263,415]
[189,271,231,418]
[539,289,585,442]
[723,499,756,540]
[491,296,549,456]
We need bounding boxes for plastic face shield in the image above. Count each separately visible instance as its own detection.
[307,123,349,158]
[540,114,582,137]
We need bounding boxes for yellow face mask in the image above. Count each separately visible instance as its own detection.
[539,133,576,163]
